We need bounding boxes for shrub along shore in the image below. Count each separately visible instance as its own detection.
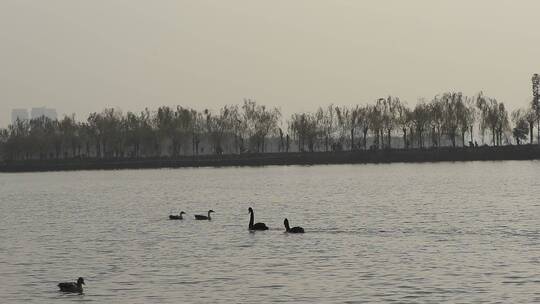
[1,145,539,173]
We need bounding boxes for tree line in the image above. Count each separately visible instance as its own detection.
[2,82,539,161]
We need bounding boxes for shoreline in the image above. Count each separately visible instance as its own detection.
[1,145,539,173]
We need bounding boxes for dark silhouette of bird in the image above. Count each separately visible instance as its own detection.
[58,277,85,293]
[169,211,186,220]
[248,207,268,230]
[195,210,214,220]
[284,218,304,233]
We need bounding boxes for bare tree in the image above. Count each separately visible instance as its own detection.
[357,105,371,150]
[532,74,540,144]
[395,102,411,149]
[381,96,401,148]
[511,109,529,145]
[411,102,430,148]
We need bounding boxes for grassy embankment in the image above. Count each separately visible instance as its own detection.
[1,145,539,173]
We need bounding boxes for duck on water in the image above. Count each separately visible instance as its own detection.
[58,277,85,293]
[284,218,304,233]
[248,207,268,231]
[169,211,186,220]
[195,210,214,220]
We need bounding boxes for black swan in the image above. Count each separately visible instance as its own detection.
[195,210,214,220]
[58,277,85,293]
[169,211,186,220]
[284,218,304,233]
[248,207,268,230]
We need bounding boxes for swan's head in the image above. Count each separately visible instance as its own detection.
[77,277,85,285]
[180,211,186,215]
[284,218,290,229]
[248,207,253,213]
[209,210,215,213]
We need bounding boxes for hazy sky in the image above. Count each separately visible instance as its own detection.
[1,1,539,126]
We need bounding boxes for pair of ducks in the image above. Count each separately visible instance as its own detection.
[249,207,304,233]
[169,210,214,220]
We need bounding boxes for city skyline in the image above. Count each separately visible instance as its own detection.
[11,107,57,124]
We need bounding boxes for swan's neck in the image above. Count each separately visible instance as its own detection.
[249,211,254,228]
[179,214,183,219]
[207,211,211,220]
[284,221,290,232]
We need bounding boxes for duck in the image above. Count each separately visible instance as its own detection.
[284,218,304,233]
[58,277,85,293]
[169,211,186,220]
[194,210,214,220]
[248,207,268,230]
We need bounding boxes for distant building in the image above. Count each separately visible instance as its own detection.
[11,109,29,124]
[31,107,57,120]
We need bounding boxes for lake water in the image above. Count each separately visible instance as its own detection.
[1,161,539,303]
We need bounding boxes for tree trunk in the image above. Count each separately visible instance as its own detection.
[72,142,76,158]
[409,127,414,148]
[380,130,384,149]
[363,130,368,150]
[350,128,354,151]
[537,120,539,145]
[402,128,407,149]
[325,135,329,152]
[529,122,534,144]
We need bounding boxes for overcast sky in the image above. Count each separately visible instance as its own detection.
[1,0,538,126]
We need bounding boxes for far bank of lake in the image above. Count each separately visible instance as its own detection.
[1,145,539,173]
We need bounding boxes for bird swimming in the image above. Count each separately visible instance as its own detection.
[169,211,186,220]
[284,218,304,233]
[195,210,214,220]
[58,277,85,293]
[248,207,268,230]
